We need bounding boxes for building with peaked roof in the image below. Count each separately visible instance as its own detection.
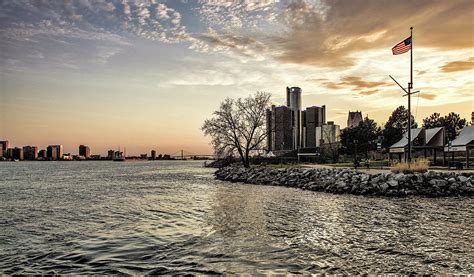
[389,127,445,163]
[444,126,474,168]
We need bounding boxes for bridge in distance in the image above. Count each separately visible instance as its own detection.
[169,150,216,159]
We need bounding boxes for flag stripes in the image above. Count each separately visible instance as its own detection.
[392,36,412,55]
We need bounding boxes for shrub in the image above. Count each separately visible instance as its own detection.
[390,159,429,174]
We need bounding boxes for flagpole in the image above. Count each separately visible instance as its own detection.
[407,26,413,164]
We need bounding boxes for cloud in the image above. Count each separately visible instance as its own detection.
[266,0,474,67]
[339,76,389,89]
[1,0,473,74]
[440,57,474,72]
[315,76,389,94]
[195,28,268,59]
[419,93,437,100]
[359,89,380,96]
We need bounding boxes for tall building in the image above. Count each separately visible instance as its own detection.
[286,87,303,149]
[11,147,24,160]
[267,105,293,152]
[151,150,157,160]
[47,145,63,160]
[320,121,341,145]
[79,145,91,159]
[304,105,326,148]
[471,111,474,125]
[0,140,8,158]
[23,146,38,160]
[347,111,363,128]
[107,150,115,160]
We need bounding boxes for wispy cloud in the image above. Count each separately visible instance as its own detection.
[440,57,474,72]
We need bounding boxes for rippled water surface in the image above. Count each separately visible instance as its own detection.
[0,161,473,274]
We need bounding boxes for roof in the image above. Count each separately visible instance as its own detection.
[390,128,423,149]
[449,126,474,147]
[425,127,444,145]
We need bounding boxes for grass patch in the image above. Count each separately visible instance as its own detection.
[390,159,429,174]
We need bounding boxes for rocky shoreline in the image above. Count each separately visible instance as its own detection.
[215,166,474,197]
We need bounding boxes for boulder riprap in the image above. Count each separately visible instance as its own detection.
[214,166,474,197]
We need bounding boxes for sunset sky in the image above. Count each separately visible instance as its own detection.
[1,0,473,155]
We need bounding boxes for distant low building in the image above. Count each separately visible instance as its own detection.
[63,153,73,160]
[140,154,148,159]
[23,146,38,160]
[38,149,47,159]
[347,111,363,128]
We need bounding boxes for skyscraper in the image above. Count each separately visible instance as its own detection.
[286,87,302,149]
[151,150,157,160]
[304,105,326,148]
[314,122,341,148]
[47,145,63,160]
[107,150,115,160]
[79,145,91,159]
[0,140,8,158]
[23,146,38,160]
[267,105,293,152]
[11,147,24,160]
[347,111,363,128]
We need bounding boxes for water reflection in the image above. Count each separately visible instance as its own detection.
[0,161,472,274]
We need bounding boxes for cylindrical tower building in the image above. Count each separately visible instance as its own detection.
[286,87,302,150]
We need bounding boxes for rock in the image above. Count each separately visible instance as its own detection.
[214,166,473,197]
[429,179,448,188]
[379,183,389,192]
[387,180,398,188]
[394,173,407,182]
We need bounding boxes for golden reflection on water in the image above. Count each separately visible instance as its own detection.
[0,161,472,274]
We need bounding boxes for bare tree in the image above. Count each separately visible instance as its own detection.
[202,92,271,168]
[322,126,340,163]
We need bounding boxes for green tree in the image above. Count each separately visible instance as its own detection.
[341,116,381,158]
[422,112,467,142]
[382,106,417,148]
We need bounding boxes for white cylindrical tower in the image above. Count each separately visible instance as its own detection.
[286,87,302,150]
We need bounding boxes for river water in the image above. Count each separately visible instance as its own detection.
[0,161,472,274]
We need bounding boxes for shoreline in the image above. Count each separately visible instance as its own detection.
[215,166,474,197]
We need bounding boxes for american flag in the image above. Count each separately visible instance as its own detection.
[392,36,412,55]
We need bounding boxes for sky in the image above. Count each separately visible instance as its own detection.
[0,0,473,156]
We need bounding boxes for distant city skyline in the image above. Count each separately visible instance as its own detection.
[1,1,472,155]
